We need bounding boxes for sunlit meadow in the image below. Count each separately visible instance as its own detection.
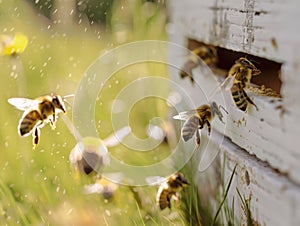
[0,1,241,225]
[0,0,185,225]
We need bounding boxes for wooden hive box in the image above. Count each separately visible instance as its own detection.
[167,0,300,225]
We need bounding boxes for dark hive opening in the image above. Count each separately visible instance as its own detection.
[187,39,283,95]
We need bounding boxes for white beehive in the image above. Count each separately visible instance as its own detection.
[167,0,300,225]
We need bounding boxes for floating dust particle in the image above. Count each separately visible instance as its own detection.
[248,85,281,98]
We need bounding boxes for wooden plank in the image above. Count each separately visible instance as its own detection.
[167,0,300,184]
[180,131,300,225]
[217,134,300,226]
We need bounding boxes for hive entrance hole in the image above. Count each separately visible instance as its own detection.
[187,39,283,95]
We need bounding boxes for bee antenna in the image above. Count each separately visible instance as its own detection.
[249,59,260,65]
[63,94,75,99]
[219,105,228,114]
[62,94,74,108]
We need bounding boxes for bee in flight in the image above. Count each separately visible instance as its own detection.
[173,101,226,147]
[83,178,119,199]
[8,93,71,149]
[69,140,110,179]
[227,57,261,111]
[156,172,189,210]
[180,45,217,84]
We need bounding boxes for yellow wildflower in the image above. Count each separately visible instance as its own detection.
[0,33,28,56]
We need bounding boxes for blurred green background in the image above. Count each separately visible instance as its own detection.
[0,0,190,225]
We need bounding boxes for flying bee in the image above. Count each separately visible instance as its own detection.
[156,172,189,210]
[8,94,72,149]
[83,178,119,199]
[228,57,261,89]
[227,57,261,111]
[69,139,110,180]
[180,46,218,84]
[69,127,130,180]
[173,101,226,147]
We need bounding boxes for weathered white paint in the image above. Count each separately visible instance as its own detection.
[167,0,300,225]
[218,133,300,226]
[167,0,300,185]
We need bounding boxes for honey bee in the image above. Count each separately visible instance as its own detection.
[69,127,130,179]
[228,57,261,89]
[83,178,119,199]
[156,172,189,210]
[8,94,70,149]
[173,101,226,147]
[180,46,218,84]
[228,57,261,111]
[69,140,110,179]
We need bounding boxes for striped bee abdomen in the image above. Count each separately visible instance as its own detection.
[158,189,174,210]
[231,83,248,111]
[19,110,42,136]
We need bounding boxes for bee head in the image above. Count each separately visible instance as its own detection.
[236,57,261,75]
[174,173,190,186]
[52,95,66,113]
[195,46,217,65]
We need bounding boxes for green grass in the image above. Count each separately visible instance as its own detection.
[237,188,255,226]
[180,151,238,226]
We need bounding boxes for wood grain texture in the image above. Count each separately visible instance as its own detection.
[167,0,300,113]
[167,0,300,184]
[167,0,300,224]
[218,134,300,226]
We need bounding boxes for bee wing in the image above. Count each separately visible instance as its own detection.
[8,98,38,111]
[173,110,197,121]
[145,176,166,186]
[103,126,131,147]
[208,75,237,99]
[181,115,199,142]
[62,94,75,99]
[83,183,104,194]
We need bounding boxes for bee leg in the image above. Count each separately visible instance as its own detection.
[49,115,56,130]
[207,121,211,135]
[167,195,172,209]
[173,193,181,208]
[189,75,195,84]
[243,89,258,111]
[199,118,204,130]
[52,113,56,124]
[195,129,201,147]
[32,127,40,150]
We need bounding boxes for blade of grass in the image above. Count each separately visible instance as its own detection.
[221,153,227,193]
[177,210,189,226]
[0,179,30,225]
[211,164,237,226]
[135,201,146,226]
[163,215,176,226]
[236,188,253,226]
[231,196,235,226]
[147,214,160,226]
